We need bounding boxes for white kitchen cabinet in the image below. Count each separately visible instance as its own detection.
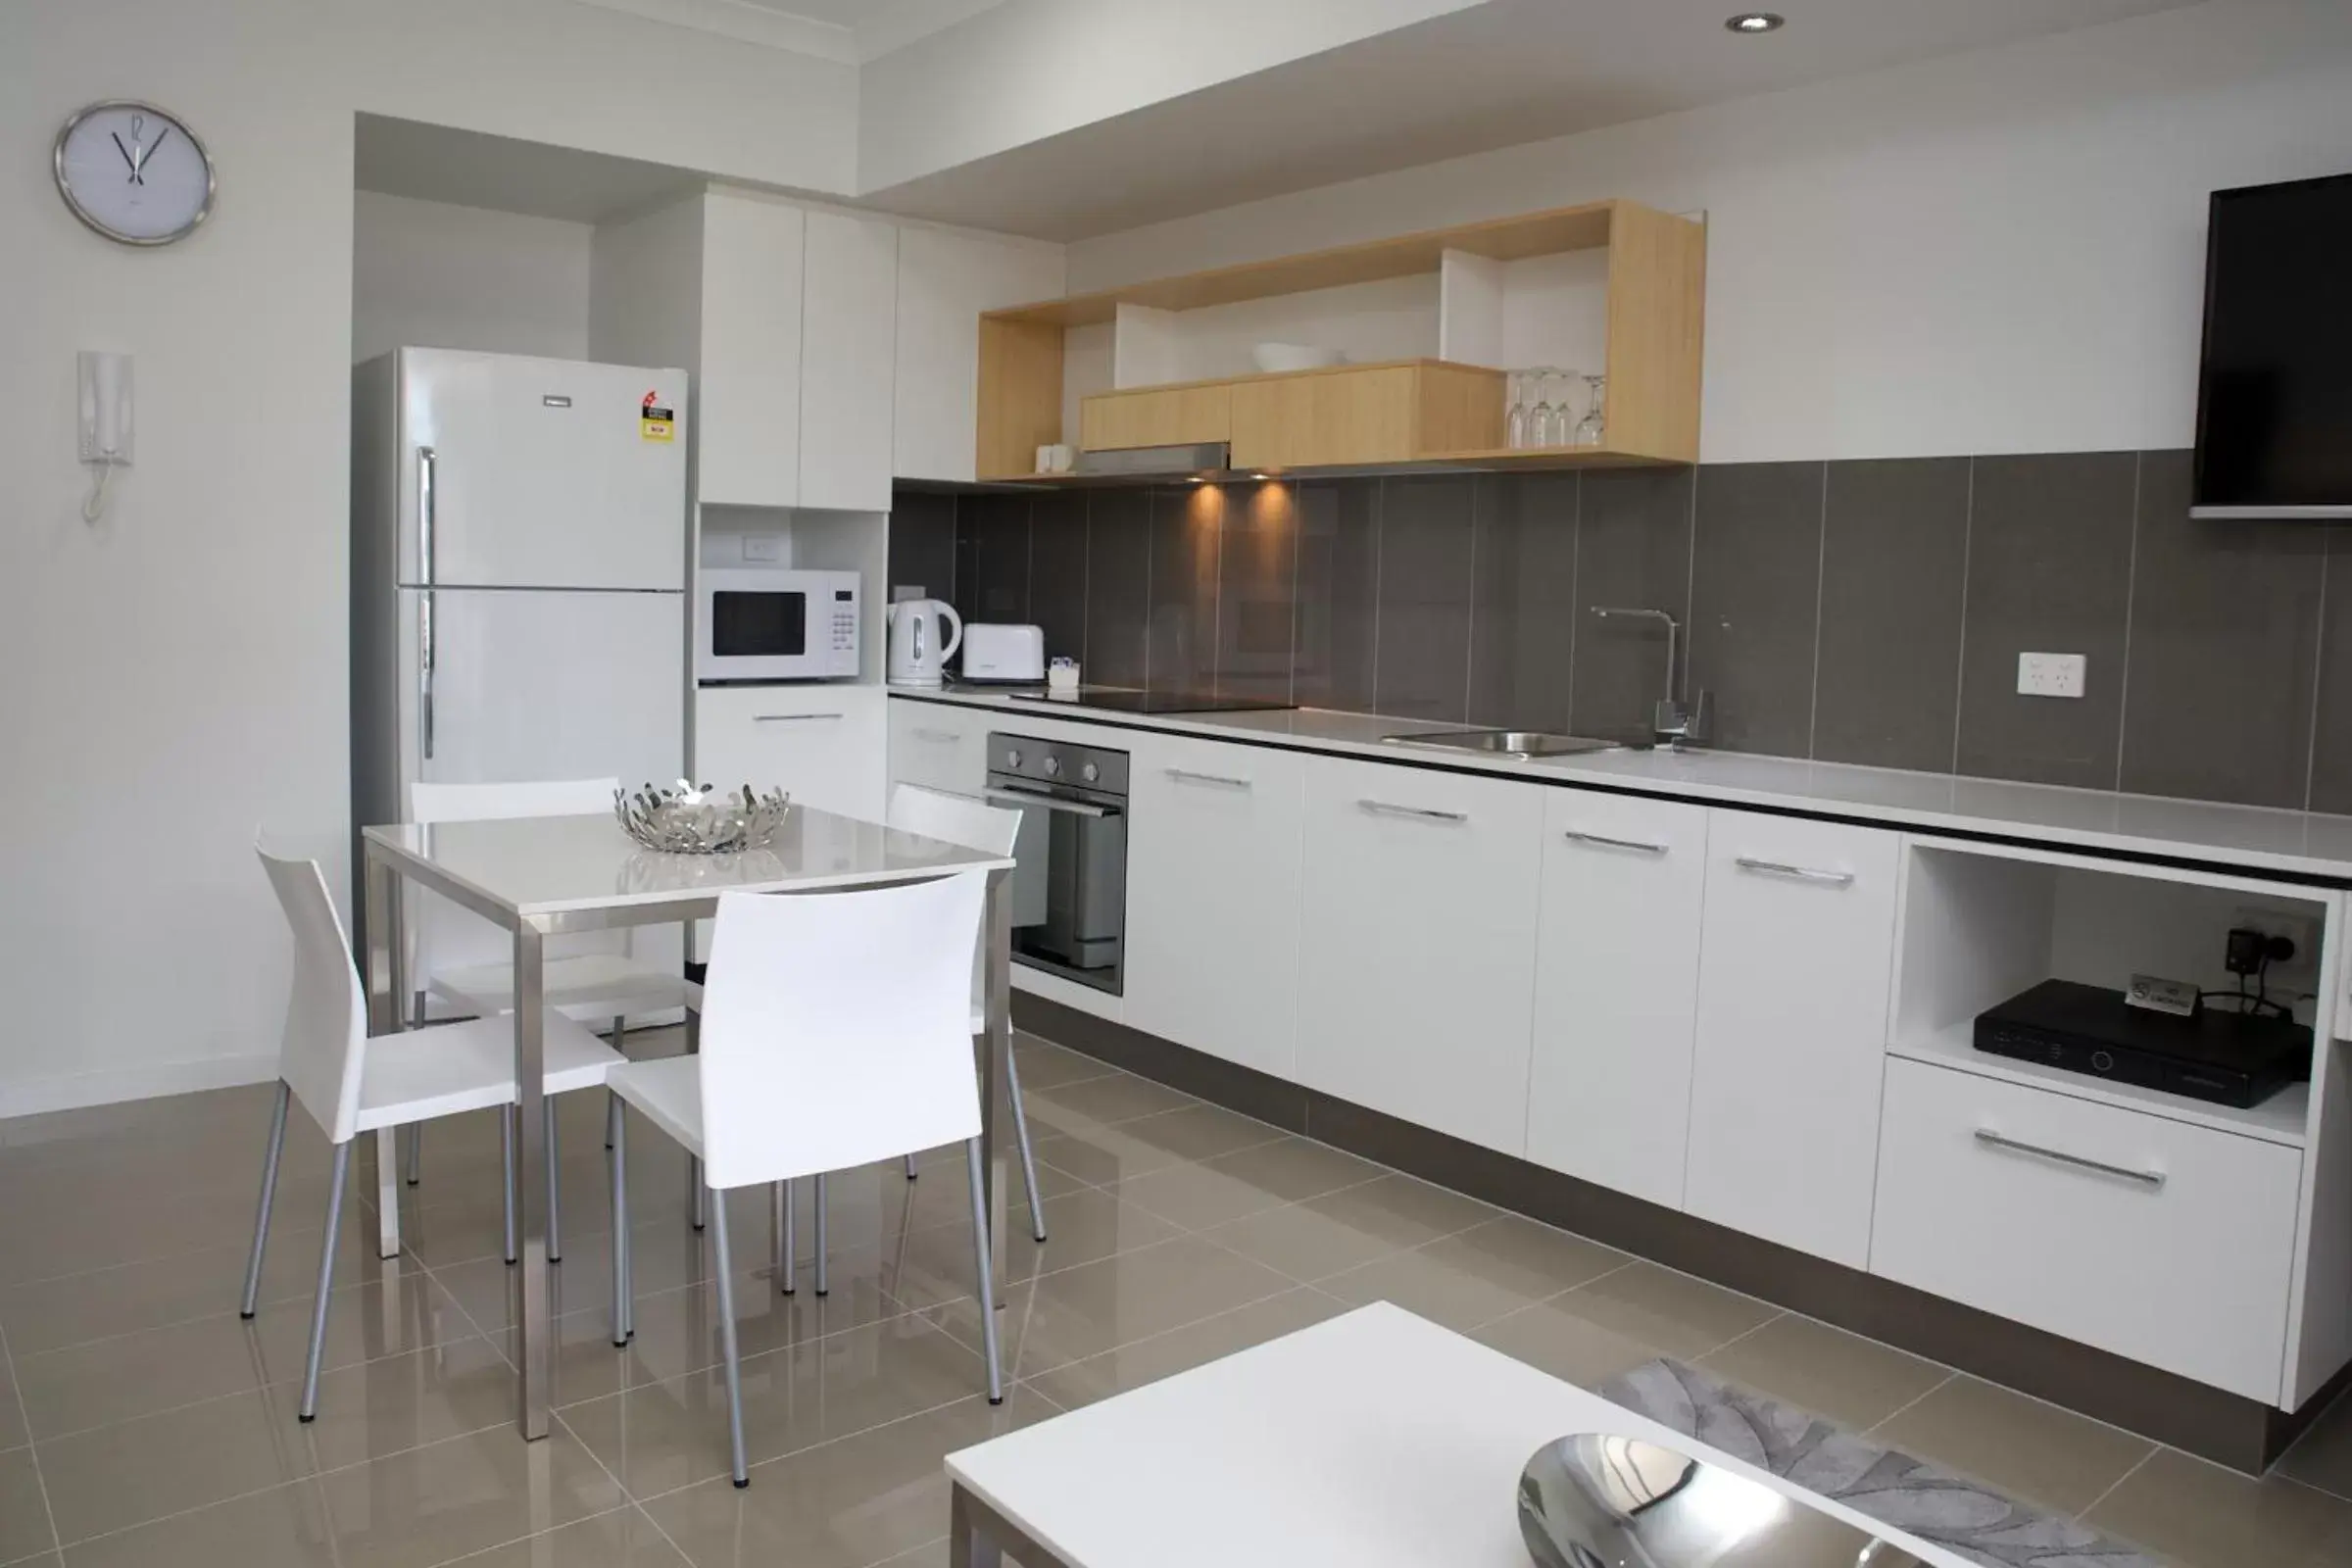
[1685,812,1899,1268]
[886,698,989,798]
[1125,733,1306,1080]
[800,211,898,513]
[696,683,884,821]
[1297,756,1545,1154]
[698,193,805,509]
[894,226,1065,483]
[1873,1056,2299,1401]
[1525,792,1708,1209]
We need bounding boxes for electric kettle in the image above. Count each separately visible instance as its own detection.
[888,598,962,686]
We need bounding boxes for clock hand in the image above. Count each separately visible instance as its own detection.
[132,125,169,185]
[111,131,138,177]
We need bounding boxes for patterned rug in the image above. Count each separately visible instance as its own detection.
[1598,1359,2162,1568]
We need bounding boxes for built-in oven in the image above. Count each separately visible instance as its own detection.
[696,566,861,683]
[986,732,1127,995]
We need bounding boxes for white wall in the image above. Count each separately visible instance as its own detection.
[0,0,856,1116]
[353,192,594,363]
[1064,0,2352,464]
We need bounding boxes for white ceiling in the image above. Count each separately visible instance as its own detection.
[857,0,2197,239]
[355,116,710,224]
[568,0,1006,63]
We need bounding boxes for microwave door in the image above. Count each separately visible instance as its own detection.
[710,588,808,662]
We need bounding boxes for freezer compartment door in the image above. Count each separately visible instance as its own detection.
[398,348,686,591]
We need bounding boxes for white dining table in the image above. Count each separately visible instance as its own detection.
[360,805,1018,1441]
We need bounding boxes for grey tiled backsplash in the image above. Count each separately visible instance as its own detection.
[890,451,2352,813]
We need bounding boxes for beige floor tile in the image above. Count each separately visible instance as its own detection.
[310,1425,626,1568]
[37,1385,309,1545]
[2277,1386,2352,1502]
[1317,1217,1628,1333]
[868,1540,949,1568]
[14,1271,474,1440]
[923,1236,1296,1380]
[1107,1157,1308,1231]
[458,1507,690,1567]
[1549,1261,1778,1361]
[1021,1289,1355,1412]
[560,1314,993,1498]
[638,1391,1054,1567]
[1020,1073,1197,1137]
[0,1354,25,1451]
[1287,1174,1497,1249]
[0,1177,346,1290]
[2084,1447,2352,1568]
[1007,1037,1120,1092]
[1195,1137,1385,1204]
[1697,1312,1951,1434]
[878,1188,1183,1313]
[0,1445,55,1562]
[1873,1374,2154,1518]
[62,1478,337,1568]
[1079,1103,1289,1166]
[1200,1199,1420,1283]
[583,1260,916,1396]
[1472,1298,1663,1391]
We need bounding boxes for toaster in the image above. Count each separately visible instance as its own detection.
[960,623,1047,682]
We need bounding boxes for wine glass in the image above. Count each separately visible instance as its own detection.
[1505,371,1530,450]
[1573,373,1607,447]
[1527,369,1558,451]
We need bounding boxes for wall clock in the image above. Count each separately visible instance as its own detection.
[53,100,215,246]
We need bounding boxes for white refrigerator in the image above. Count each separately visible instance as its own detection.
[352,347,689,987]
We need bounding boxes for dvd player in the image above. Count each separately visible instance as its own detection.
[1974,979,2311,1109]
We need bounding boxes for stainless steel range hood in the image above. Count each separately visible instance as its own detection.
[1073,441,1233,479]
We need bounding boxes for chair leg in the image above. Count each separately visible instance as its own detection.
[905,1152,918,1180]
[709,1191,749,1488]
[779,1178,796,1296]
[239,1080,292,1318]
[812,1173,829,1297]
[1004,1048,1049,1244]
[609,1095,630,1347]
[545,1098,563,1264]
[689,1159,707,1231]
[605,1017,624,1151]
[299,1139,354,1421]
[963,1138,1004,1404]
[403,1123,421,1187]
[500,1104,517,1265]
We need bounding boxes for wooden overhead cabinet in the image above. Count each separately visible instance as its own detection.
[974,198,1706,479]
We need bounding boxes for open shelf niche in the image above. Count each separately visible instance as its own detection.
[975,199,1705,481]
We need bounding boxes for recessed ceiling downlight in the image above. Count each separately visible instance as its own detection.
[1726,12,1786,32]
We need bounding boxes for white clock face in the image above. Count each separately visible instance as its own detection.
[55,102,213,245]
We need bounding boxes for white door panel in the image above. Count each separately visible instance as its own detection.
[399,348,686,590]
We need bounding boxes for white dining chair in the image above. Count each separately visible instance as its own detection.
[242,846,630,1420]
[402,777,696,1187]
[606,874,1004,1488]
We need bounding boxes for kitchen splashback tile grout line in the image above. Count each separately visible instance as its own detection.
[2301,537,2329,812]
[1369,479,1387,713]
[1461,478,1482,724]
[1805,460,1830,761]
[2113,450,2143,794]
[1950,457,1975,776]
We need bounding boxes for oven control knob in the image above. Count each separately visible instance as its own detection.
[1043,756,1062,777]
[1081,761,1101,783]
[1004,749,1022,770]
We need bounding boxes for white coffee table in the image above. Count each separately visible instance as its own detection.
[946,1301,1974,1568]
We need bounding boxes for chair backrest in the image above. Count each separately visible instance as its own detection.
[407,778,624,986]
[887,784,1020,1014]
[697,872,989,1188]
[256,847,369,1145]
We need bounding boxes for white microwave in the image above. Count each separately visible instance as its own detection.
[696,567,861,682]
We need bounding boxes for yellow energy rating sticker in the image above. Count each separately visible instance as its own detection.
[640,392,675,442]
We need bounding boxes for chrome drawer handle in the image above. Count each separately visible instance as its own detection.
[911,728,962,743]
[1166,768,1250,790]
[1563,829,1667,855]
[1974,1129,2165,1190]
[1736,856,1853,887]
[1358,799,1467,824]
[755,711,843,723]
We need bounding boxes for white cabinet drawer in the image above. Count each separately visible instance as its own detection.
[1686,812,1899,1267]
[1125,733,1305,1078]
[1298,757,1545,1154]
[887,700,987,798]
[1526,792,1708,1207]
[1872,1057,2298,1401]
[696,684,884,821]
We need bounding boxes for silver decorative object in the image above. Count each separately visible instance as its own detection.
[614,781,792,856]
[1518,1433,1924,1568]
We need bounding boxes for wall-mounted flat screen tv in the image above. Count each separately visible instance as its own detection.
[2193,171,2352,518]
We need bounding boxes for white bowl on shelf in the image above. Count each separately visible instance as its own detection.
[1251,342,1347,373]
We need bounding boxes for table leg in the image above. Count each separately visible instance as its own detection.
[951,1484,1003,1568]
[684,916,706,1231]
[363,852,406,1260]
[512,919,552,1440]
[978,868,1012,1302]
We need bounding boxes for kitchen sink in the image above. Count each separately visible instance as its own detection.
[1379,728,1641,760]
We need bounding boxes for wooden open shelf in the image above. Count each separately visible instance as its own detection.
[975,199,1706,481]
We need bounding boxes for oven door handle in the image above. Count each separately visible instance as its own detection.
[986,787,1116,820]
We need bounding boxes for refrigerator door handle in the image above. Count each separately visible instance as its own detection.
[418,446,435,760]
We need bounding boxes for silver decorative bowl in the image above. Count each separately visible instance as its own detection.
[614,782,792,856]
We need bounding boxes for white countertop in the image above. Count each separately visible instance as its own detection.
[891,685,2352,884]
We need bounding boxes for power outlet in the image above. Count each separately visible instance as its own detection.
[2230,905,2322,994]
[2017,652,2086,699]
[741,532,786,564]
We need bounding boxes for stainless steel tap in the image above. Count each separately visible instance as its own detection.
[1589,606,1712,748]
